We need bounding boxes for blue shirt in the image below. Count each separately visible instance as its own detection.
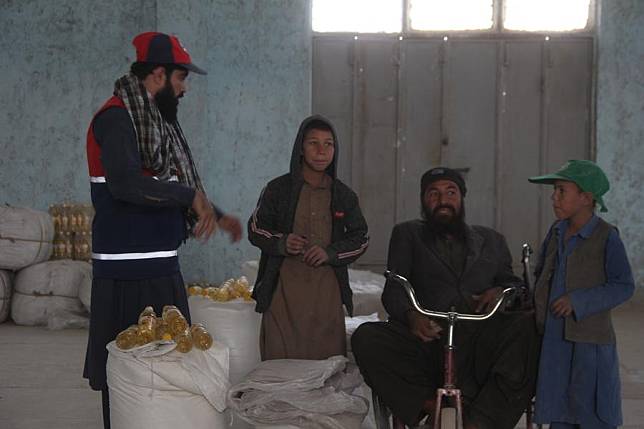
[534,215,634,427]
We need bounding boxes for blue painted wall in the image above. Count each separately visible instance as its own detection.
[596,0,644,286]
[0,0,311,282]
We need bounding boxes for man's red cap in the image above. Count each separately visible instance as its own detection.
[132,32,206,75]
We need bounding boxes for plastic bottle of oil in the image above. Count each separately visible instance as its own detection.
[138,306,157,320]
[187,285,203,296]
[137,314,157,344]
[162,305,188,336]
[115,325,140,350]
[155,318,172,341]
[174,328,193,353]
[190,323,213,350]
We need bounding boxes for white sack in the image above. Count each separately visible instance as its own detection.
[0,205,53,270]
[345,313,380,357]
[0,270,13,323]
[241,260,259,287]
[11,293,84,326]
[14,260,91,296]
[11,260,90,326]
[348,268,386,319]
[189,296,261,385]
[76,262,93,311]
[344,316,379,429]
[228,356,368,429]
[107,340,230,429]
[353,381,376,429]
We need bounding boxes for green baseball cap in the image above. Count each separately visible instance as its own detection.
[528,160,610,212]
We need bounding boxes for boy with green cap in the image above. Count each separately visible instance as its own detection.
[529,160,634,429]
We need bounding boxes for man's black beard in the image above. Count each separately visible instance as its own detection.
[155,82,179,123]
[422,203,467,240]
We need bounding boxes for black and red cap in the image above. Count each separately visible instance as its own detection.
[132,32,206,75]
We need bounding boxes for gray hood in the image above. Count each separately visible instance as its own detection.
[289,115,339,179]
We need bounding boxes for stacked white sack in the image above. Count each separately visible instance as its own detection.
[77,262,92,312]
[0,205,53,270]
[0,270,13,323]
[11,260,90,326]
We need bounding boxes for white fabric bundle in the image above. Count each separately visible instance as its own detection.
[0,205,54,270]
[189,296,262,385]
[347,268,386,319]
[345,315,380,429]
[345,313,380,360]
[228,356,368,429]
[11,260,90,326]
[0,270,12,323]
[107,341,230,429]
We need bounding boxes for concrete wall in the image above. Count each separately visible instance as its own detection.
[0,0,311,282]
[597,0,644,287]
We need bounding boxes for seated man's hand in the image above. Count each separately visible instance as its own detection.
[550,294,574,318]
[218,214,242,243]
[407,310,442,342]
[472,286,503,313]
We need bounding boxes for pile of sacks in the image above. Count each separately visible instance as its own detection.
[0,205,92,328]
[239,260,385,429]
[228,356,369,429]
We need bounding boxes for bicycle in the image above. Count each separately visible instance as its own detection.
[374,270,517,429]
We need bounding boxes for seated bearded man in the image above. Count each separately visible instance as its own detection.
[351,167,539,429]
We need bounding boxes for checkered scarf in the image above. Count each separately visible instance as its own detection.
[114,73,204,231]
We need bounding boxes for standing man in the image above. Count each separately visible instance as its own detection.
[352,167,539,429]
[84,32,242,429]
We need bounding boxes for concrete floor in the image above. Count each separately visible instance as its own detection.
[1,291,643,429]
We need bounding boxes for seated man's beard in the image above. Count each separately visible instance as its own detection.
[155,83,179,123]
[423,203,467,238]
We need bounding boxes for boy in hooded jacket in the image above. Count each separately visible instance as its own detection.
[248,115,369,360]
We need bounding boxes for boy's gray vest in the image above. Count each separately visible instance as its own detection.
[534,218,616,344]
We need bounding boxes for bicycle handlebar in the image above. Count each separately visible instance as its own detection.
[384,270,515,321]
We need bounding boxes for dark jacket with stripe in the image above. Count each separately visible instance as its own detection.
[86,96,194,280]
[248,115,369,316]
